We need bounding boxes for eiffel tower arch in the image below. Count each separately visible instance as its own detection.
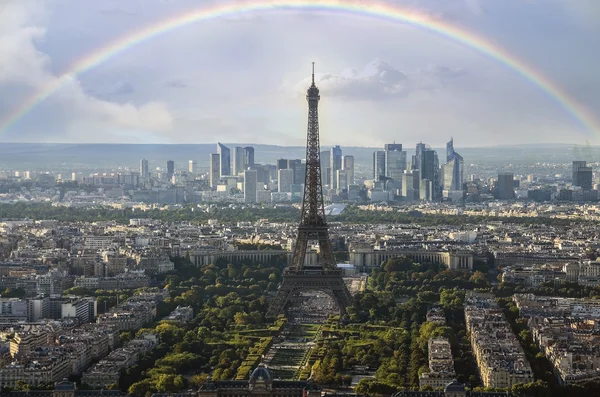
[266,64,353,318]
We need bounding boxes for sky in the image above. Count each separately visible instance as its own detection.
[0,0,599,147]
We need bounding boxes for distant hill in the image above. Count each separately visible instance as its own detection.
[0,142,595,171]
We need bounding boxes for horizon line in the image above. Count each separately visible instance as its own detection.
[0,141,594,149]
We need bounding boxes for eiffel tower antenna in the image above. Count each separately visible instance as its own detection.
[266,64,353,318]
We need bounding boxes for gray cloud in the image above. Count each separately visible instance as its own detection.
[289,59,465,100]
[165,79,188,89]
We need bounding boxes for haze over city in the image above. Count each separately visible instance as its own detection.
[1,0,599,146]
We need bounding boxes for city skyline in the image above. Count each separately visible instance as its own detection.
[0,1,599,146]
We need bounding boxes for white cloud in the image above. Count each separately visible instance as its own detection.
[286,59,465,100]
[0,0,173,140]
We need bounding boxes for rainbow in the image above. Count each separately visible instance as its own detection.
[1,0,598,136]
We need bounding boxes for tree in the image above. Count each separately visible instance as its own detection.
[469,271,487,285]
[128,379,154,397]
[14,380,30,391]
[511,380,551,397]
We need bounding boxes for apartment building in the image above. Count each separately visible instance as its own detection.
[465,293,533,389]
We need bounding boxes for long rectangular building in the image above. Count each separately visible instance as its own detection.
[464,293,533,389]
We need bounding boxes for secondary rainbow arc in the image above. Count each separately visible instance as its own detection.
[0,0,597,136]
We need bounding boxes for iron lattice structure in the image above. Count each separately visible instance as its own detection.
[266,64,353,318]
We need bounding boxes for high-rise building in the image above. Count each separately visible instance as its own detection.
[442,138,464,193]
[385,144,407,181]
[330,145,342,189]
[188,160,197,174]
[166,160,175,182]
[336,170,348,191]
[140,159,149,179]
[414,142,426,170]
[572,161,593,190]
[497,172,515,200]
[419,150,437,183]
[209,153,220,188]
[243,170,257,203]
[320,151,330,186]
[385,143,403,152]
[250,164,271,185]
[414,144,440,199]
[244,146,255,167]
[373,151,386,181]
[233,147,246,176]
[278,169,294,193]
[402,171,420,201]
[277,159,303,185]
[420,179,433,201]
[290,160,305,185]
[277,159,288,171]
[217,143,231,176]
[342,155,355,186]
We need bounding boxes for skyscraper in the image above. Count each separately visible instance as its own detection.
[249,164,270,185]
[140,159,149,179]
[342,155,355,186]
[166,160,175,182]
[402,171,420,201]
[209,153,220,188]
[419,150,436,183]
[277,159,288,171]
[413,142,426,170]
[277,159,304,185]
[233,146,246,176]
[384,143,403,152]
[188,160,197,174]
[217,143,231,177]
[244,146,255,168]
[320,150,330,186]
[385,145,407,182]
[243,170,257,203]
[336,170,348,191]
[288,159,303,185]
[415,144,440,200]
[497,172,515,200]
[420,179,433,202]
[330,145,342,189]
[442,138,464,193]
[278,169,294,193]
[572,161,593,190]
[373,151,386,181]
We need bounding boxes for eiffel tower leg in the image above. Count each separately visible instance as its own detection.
[290,231,309,271]
[267,284,294,318]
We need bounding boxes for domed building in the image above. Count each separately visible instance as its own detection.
[197,364,321,397]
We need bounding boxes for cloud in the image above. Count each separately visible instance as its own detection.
[0,0,173,140]
[165,79,188,88]
[98,8,136,17]
[464,0,485,16]
[286,59,465,100]
[0,1,49,87]
[87,80,135,97]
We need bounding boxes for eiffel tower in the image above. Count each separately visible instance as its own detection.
[266,64,353,318]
